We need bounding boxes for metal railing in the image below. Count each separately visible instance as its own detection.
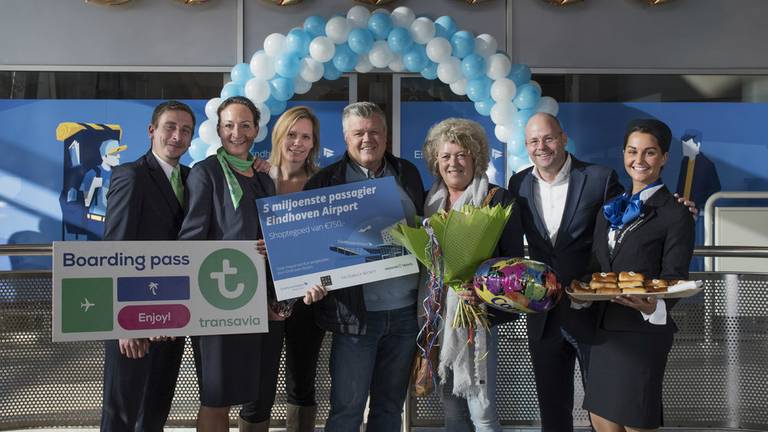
[1,245,768,430]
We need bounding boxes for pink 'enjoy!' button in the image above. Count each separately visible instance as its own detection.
[118,304,190,330]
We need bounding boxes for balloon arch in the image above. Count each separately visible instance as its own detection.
[190,5,560,177]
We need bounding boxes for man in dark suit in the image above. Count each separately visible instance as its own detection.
[100,100,196,432]
[508,113,623,432]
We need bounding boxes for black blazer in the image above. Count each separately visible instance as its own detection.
[178,155,275,241]
[103,151,188,241]
[592,186,695,334]
[508,156,623,342]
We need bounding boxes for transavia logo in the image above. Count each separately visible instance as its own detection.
[198,249,258,310]
[491,149,503,160]
[323,147,335,158]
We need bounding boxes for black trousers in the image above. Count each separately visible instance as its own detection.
[528,328,591,432]
[285,301,325,406]
[100,338,185,432]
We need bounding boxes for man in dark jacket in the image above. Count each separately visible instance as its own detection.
[100,101,195,432]
[304,102,424,432]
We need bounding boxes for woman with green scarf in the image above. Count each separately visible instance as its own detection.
[178,96,278,432]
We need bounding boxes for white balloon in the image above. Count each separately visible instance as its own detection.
[205,97,222,120]
[391,6,415,28]
[437,57,462,85]
[199,119,219,145]
[355,55,374,73]
[369,40,394,68]
[254,103,271,127]
[250,51,275,80]
[450,79,467,96]
[347,5,371,28]
[244,78,270,103]
[325,16,351,44]
[300,58,324,83]
[294,76,312,95]
[495,124,510,143]
[205,141,222,157]
[410,17,435,45]
[426,37,452,64]
[536,96,560,116]
[388,55,405,72]
[264,33,286,57]
[486,53,512,80]
[255,125,269,143]
[475,34,498,58]
[309,36,335,63]
[490,101,518,126]
[490,78,517,103]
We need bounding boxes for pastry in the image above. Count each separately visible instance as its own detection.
[621,287,647,294]
[590,281,619,290]
[619,271,644,282]
[592,272,617,283]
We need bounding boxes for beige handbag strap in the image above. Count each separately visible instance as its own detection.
[482,186,499,207]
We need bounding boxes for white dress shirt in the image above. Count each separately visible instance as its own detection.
[531,154,572,246]
[151,151,177,182]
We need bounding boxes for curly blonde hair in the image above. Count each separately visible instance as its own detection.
[422,118,489,178]
[268,106,320,176]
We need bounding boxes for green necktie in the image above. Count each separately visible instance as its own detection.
[170,166,184,206]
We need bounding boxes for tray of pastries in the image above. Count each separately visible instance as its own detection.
[567,271,703,301]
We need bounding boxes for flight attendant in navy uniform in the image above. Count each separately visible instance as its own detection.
[583,119,695,432]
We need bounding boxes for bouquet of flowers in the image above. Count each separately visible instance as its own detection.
[390,203,513,333]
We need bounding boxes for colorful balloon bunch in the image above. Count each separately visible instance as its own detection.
[191,6,560,170]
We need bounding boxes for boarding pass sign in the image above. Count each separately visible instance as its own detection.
[52,240,268,342]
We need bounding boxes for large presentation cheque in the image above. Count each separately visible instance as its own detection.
[52,241,268,342]
[257,177,419,301]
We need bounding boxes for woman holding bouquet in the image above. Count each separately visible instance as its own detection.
[421,118,524,432]
[583,119,694,432]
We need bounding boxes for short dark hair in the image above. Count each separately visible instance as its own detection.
[216,96,261,128]
[151,100,196,130]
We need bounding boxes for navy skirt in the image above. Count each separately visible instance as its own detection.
[583,329,673,429]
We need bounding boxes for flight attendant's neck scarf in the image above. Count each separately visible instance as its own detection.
[603,179,663,230]
[217,146,254,210]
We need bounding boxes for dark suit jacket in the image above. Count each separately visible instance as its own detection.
[592,186,695,334]
[104,151,188,241]
[508,156,623,342]
[178,155,275,241]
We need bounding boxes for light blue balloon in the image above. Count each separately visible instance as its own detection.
[434,16,458,39]
[303,15,326,38]
[461,54,486,80]
[368,13,393,40]
[265,97,287,116]
[514,83,542,110]
[220,82,244,99]
[189,138,207,161]
[474,99,493,117]
[269,76,295,101]
[230,63,252,85]
[333,43,358,73]
[348,27,374,55]
[275,53,301,79]
[286,28,311,57]
[403,44,428,72]
[323,61,342,81]
[508,64,532,86]
[387,26,413,54]
[466,77,491,103]
[450,31,475,59]
[513,108,536,129]
[421,61,438,80]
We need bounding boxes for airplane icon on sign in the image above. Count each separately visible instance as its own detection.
[80,298,95,312]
